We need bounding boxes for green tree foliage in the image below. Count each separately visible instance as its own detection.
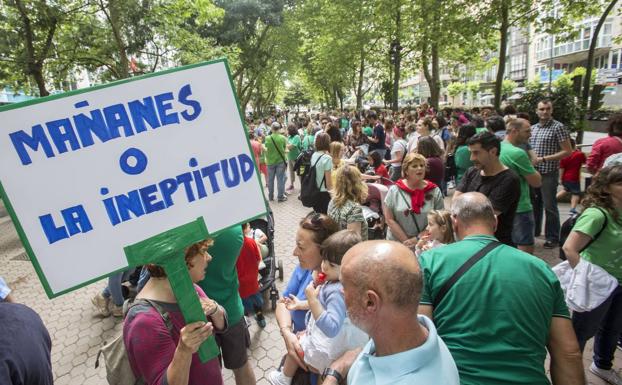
[446,82,465,105]
[283,83,311,111]
[516,81,579,130]
[0,0,74,96]
[501,79,517,98]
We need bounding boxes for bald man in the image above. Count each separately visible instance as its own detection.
[324,240,459,385]
[419,192,584,385]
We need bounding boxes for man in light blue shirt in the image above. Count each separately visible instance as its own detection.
[321,240,459,385]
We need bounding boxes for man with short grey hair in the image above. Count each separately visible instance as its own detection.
[321,240,459,385]
[419,192,584,385]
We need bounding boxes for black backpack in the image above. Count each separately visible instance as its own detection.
[559,207,608,260]
[300,154,326,208]
[445,153,456,182]
[294,149,314,176]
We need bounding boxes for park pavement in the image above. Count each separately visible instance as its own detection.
[0,185,619,385]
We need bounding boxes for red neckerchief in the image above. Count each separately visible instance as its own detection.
[395,179,437,214]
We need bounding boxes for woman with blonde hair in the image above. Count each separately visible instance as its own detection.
[384,153,444,248]
[327,164,369,240]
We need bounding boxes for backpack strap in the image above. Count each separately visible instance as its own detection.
[581,207,609,252]
[127,298,174,334]
[270,135,287,165]
[313,154,327,190]
[396,189,421,234]
[433,241,502,308]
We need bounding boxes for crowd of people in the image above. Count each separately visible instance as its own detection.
[2,100,622,385]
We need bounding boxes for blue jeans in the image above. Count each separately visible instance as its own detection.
[573,285,622,370]
[267,162,287,200]
[102,269,132,306]
[532,170,560,242]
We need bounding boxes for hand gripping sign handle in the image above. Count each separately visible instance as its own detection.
[124,218,219,363]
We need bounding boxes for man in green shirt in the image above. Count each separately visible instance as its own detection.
[419,192,583,385]
[197,226,256,385]
[500,118,542,255]
[286,123,302,191]
[265,122,288,202]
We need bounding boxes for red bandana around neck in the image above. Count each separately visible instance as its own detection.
[395,179,437,214]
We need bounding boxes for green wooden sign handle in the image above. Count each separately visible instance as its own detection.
[124,218,219,363]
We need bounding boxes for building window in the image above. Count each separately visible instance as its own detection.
[612,52,619,70]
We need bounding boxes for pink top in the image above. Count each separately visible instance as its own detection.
[587,136,622,174]
[251,140,262,166]
[123,285,223,385]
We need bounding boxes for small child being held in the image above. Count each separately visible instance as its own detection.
[237,223,266,328]
[557,138,586,215]
[268,230,368,385]
[415,210,455,258]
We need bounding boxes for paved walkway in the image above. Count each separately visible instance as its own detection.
[0,187,618,384]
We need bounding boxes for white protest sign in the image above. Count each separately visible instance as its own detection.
[0,59,267,297]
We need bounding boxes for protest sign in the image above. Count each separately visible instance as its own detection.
[0,59,268,297]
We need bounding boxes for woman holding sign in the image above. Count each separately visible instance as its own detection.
[123,239,227,385]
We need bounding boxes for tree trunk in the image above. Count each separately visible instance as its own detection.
[422,48,434,107]
[430,42,440,110]
[356,50,365,110]
[494,0,510,111]
[14,0,56,96]
[391,6,401,112]
[102,0,130,79]
[578,0,618,144]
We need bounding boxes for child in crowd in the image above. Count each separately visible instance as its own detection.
[415,210,455,257]
[243,222,269,264]
[557,139,586,215]
[368,150,392,186]
[237,223,266,328]
[268,230,368,385]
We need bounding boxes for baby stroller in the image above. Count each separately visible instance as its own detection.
[249,209,283,310]
[362,182,390,240]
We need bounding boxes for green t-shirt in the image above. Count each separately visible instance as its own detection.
[302,134,315,151]
[499,141,537,213]
[311,152,332,192]
[265,133,287,166]
[476,127,489,134]
[287,135,302,161]
[340,118,349,129]
[383,185,444,240]
[454,145,472,184]
[573,207,622,282]
[420,235,569,385]
[362,126,373,136]
[196,226,244,323]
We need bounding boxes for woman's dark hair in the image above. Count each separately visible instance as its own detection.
[417,136,443,158]
[435,116,447,128]
[287,123,298,136]
[320,230,362,265]
[503,104,517,116]
[326,124,342,143]
[582,165,622,222]
[369,151,383,168]
[299,212,340,246]
[471,115,485,129]
[420,117,433,130]
[455,124,477,147]
[466,131,501,157]
[607,113,622,137]
[315,132,331,151]
[486,115,506,133]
